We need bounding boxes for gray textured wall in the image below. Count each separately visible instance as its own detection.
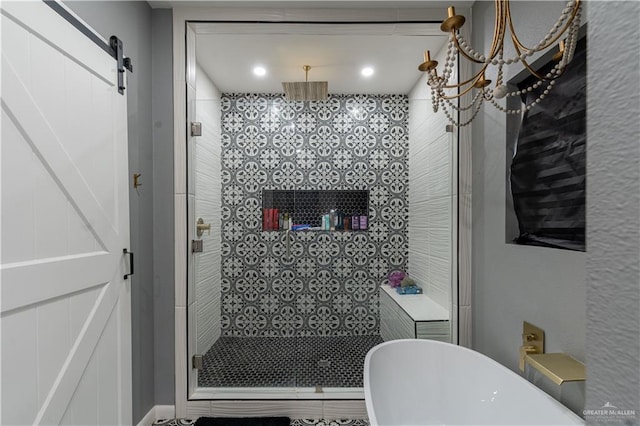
[472,0,640,419]
[585,1,640,419]
[470,0,586,370]
[151,8,175,408]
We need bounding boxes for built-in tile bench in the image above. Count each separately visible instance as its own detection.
[379,285,450,342]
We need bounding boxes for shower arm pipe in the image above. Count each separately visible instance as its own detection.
[303,65,311,82]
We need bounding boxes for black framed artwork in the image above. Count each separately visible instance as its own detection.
[507,34,586,251]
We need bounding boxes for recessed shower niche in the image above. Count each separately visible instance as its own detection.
[262,189,369,231]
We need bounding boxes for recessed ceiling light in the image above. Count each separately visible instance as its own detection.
[253,66,266,76]
[361,67,374,77]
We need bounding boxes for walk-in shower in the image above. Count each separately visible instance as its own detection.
[185,21,456,400]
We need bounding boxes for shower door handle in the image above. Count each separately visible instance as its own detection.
[196,218,211,237]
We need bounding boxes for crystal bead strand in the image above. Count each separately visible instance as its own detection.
[443,91,484,112]
[488,79,557,115]
[516,0,579,63]
[520,0,577,59]
[439,93,484,127]
[454,34,487,62]
[486,58,561,110]
[441,38,457,84]
[562,5,582,65]
[431,86,439,113]
[427,68,441,113]
[489,51,566,110]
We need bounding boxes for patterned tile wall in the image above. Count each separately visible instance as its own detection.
[220,94,408,336]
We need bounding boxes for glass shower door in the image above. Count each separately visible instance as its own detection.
[189,93,411,398]
[188,97,223,393]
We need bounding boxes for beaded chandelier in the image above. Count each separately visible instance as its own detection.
[419,0,583,127]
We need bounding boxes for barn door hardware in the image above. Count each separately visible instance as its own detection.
[42,2,134,95]
[110,36,133,95]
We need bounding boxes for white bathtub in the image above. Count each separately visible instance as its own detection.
[364,339,584,425]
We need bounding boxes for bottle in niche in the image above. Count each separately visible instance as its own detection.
[344,216,350,231]
[359,213,368,230]
[337,211,344,230]
[352,215,359,230]
[329,209,336,231]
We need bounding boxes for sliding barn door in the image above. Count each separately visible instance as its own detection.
[1,1,131,424]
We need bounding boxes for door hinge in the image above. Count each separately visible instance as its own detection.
[192,354,203,370]
[191,122,202,137]
[191,239,203,253]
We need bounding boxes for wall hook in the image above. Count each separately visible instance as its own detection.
[133,173,142,189]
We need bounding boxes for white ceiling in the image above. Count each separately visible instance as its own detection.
[151,0,474,95]
[193,22,449,95]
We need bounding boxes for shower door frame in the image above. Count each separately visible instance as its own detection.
[172,5,473,418]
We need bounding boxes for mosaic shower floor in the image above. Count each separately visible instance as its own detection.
[198,335,383,388]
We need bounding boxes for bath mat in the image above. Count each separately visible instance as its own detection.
[194,417,290,426]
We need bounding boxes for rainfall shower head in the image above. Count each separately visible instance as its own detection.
[282,65,328,101]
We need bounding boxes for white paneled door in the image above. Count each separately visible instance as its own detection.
[1,2,131,425]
